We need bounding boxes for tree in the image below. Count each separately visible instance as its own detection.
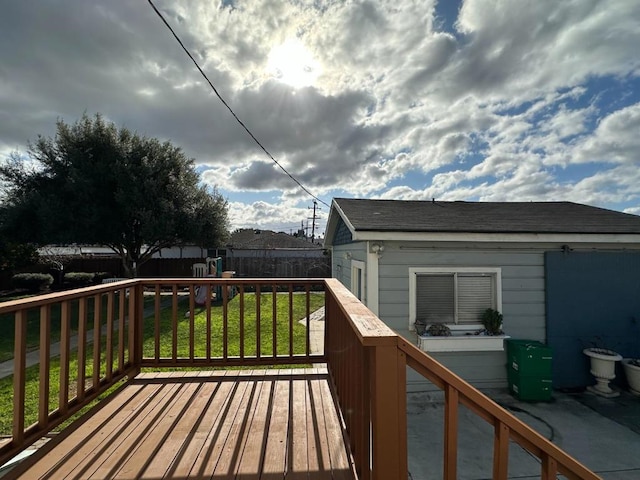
[0,240,38,273]
[0,114,229,277]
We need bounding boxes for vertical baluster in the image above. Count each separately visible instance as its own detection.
[76,298,87,402]
[206,283,212,360]
[172,284,178,361]
[128,285,136,367]
[239,285,245,360]
[59,301,70,415]
[493,421,510,479]
[255,284,261,359]
[154,285,161,361]
[223,280,229,361]
[305,283,311,357]
[93,294,101,389]
[106,291,114,381]
[288,284,294,358]
[13,309,27,444]
[189,284,195,361]
[38,305,51,429]
[541,453,558,480]
[118,287,125,372]
[444,384,459,479]
[272,284,277,359]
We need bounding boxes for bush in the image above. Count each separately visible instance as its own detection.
[11,273,54,292]
[481,308,504,335]
[63,272,95,288]
[92,272,113,284]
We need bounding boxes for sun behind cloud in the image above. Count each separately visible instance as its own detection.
[267,38,321,88]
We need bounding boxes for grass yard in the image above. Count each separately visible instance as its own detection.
[0,291,324,435]
[143,292,325,358]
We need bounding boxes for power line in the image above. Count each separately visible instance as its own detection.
[146,0,329,208]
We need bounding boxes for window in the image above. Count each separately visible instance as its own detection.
[410,267,502,330]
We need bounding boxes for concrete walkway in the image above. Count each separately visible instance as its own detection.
[302,306,325,355]
[406,388,640,479]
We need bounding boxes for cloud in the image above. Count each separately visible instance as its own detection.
[1,0,640,232]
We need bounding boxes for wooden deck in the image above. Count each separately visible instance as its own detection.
[8,369,355,480]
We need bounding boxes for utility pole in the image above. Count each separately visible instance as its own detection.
[308,200,320,243]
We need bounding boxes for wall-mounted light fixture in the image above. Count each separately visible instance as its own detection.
[370,242,385,258]
[343,251,352,260]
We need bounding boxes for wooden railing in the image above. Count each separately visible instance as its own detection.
[0,281,137,465]
[0,277,601,480]
[0,278,324,466]
[323,278,601,480]
[135,278,325,369]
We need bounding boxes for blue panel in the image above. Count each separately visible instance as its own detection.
[545,251,640,389]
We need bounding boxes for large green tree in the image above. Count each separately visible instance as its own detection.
[0,114,229,277]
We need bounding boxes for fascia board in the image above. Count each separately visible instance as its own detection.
[351,231,640,244]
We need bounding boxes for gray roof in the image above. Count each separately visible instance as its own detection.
[228,229,322,249]
[333,198,640,234]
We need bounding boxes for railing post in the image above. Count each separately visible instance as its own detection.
[370,340,407,480]
[12,310,27,445]
[128,282,143,376]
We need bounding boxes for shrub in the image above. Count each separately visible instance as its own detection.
[63,272,95,288]
[481,308,504,335]
[93,272,112,284]
[11,273,54,292]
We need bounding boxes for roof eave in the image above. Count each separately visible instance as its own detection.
[351,231,640,244]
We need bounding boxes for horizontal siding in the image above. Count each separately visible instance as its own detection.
[406,351,508,392]
[331,242,367,296]
[381,244,546,387]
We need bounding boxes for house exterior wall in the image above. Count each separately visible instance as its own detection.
[331,242,368,304]
[377,241,547,390]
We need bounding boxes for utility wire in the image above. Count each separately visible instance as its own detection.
[147,0,329,208]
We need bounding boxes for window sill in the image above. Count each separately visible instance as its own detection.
[417,334,510,353]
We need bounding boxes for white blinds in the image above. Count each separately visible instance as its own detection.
[416,272,494,324]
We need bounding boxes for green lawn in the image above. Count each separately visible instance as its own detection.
[0,292,324,435]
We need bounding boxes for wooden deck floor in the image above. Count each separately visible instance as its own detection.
[9,369,356,479]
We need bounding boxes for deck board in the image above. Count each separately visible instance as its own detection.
[8,369,355,480]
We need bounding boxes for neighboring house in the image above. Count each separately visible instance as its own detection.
[226,229,329,278]
[324,198,640,391]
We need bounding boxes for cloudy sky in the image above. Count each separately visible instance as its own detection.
[2,0,639,237]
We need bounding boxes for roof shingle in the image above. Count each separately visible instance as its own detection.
[334,199,640,234]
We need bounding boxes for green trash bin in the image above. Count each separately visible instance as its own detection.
[506,339,553,401]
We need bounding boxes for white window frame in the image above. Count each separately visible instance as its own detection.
[409,267,502,332]
[351,260,365,301]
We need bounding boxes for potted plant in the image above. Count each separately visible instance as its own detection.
[414,318,428,336]
[622,358,640,396]
[426,323,451,337]
[481,308,504,336]
[583,342,622,397]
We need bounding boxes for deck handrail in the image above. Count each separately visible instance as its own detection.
[323,278,601,480]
